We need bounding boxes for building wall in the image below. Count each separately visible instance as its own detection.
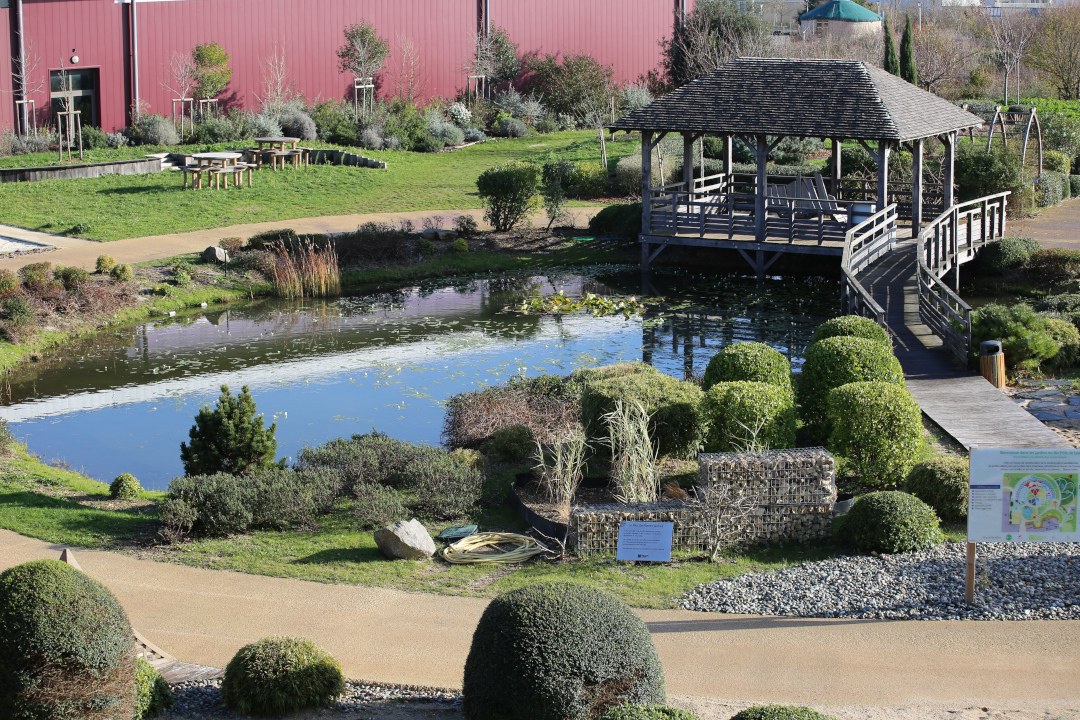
[6,0,685,133]
[0,5,12,132]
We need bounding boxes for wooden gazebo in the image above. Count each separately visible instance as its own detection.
[609,58,985,276]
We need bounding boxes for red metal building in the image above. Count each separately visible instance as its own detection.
[2,0,688,133]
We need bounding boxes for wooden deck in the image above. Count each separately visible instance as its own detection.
[860,239,1070,449]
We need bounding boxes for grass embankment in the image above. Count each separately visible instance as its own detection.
[0,131,635,242]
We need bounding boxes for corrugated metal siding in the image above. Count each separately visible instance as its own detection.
[1,7,13,131]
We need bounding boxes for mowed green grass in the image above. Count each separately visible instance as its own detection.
[0,132,636,242]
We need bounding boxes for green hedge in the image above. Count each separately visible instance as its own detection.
[798,337,905,440]
[826,382,922,488]
[702,381,796,452]
[905,455,969,522]
[808,315,890,347]
[588,203,643,240]
[1036,293,1080,326]
[221,636,344,716]
[463,583,665,720]
[979,237,1042,275]
[1027,248,1080,284]
[135,657,175,719]
[1071,175,1080,198]
[702,342,791,392]
[1037,170,1070,207]
[577,363,704,458]
[837,491,945,553]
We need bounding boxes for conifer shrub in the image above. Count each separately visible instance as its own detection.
[968,303,1060,371]
[220,636,344,716]
[798,337,904,440]
[730,707,838,720]
[95,255,117,274]
[826,381,922,488]
[109,263,134,282]
[905,455,969,522]
[702,381,795,452]
[0,559,135,720]
[134,657,174,719]
[180,384,278,476]
[110,472,142,500]
[808,315,890,347]
[462,583,665,720]
[702,342,791,392]
[577,363,704,458]
[837,491,944,553]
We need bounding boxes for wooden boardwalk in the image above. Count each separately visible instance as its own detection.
[859,239,1070,450]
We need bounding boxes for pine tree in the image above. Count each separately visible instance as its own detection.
[180,384,278,476]
[883,16,900,76]
[900,13,918,85]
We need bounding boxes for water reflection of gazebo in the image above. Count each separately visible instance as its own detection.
[609,58,984,278]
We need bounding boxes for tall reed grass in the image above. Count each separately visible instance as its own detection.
[603,399,659,504]
[533,432,589,514]
[269,238,340,299]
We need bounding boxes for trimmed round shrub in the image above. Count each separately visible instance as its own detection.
[95,254,117,274]
[597,705,697,720]
[221,636,344,716]
[837,491,945,553]
[477,161,541,232]
[578,363,704,458]
[497,117,528,138]
[54,266,89,293]
[702,342,791,392]
[978,237,1041,275]
[1027,247,1080,285]
[730,706,837,720]
[798,336,904,440]
[278,111,317,141]
[110,263,134,282]
[482,424,534,463]
[452,238,469,253]
[462,583,665,720]
[19,261,51,290]
[808,315,890,347]
[135,657,174,719]
[826,381,922,488]
[905,455,969,522]
[413,132,445,153]
[110,472,142,500]
[702,381,795,452]
[0,559,134,720]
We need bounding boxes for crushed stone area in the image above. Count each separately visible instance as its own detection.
[1001,380,1080,448]
[682,541,1080,620]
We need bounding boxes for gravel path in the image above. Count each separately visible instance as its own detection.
[682,541,1080,620]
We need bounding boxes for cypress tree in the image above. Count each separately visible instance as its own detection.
[900,13,918,85]
[180,384,278,476]
[883,16,900,76]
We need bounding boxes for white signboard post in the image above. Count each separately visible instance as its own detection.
[616,521,673,562]
[966,447,1080,600]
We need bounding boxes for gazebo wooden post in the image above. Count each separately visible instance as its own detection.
[912,138,924,239]
[830,138,842,196]
[877,140,891,211]
[939,131,958,287]
[641,131,654,267]
[722,134,733,181]
[682,132,695,196]
[755,134,767,242]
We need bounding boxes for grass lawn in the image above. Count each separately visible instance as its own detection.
[0,132,637,242]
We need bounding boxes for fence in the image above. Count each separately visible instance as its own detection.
[838,203,898,326]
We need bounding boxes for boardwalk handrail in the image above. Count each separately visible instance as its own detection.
[917,191,1010,361]
[839,203,898,326]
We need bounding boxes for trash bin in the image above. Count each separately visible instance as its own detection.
[850,202,876,226]
[980,339,1006,388]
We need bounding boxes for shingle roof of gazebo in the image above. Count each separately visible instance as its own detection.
[610,58,983,141]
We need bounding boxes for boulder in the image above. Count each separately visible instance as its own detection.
[420,229,439,241]
[202,246,228,264]
[420,229,459,242]
[373,519,436,560]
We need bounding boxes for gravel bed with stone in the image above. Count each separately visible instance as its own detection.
[162,677,461,718]
[682,541,1080,620]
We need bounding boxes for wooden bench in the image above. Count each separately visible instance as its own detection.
[210,166,242,189]
[180,165,207,189]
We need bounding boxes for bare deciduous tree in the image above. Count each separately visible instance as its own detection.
[253,41,300,111]
[7,33,45,135]
[1029,4,1080,101]
[160,50,196,100]
[689,481,759,561]
[914,23,977,94]
[391,33,427,104]
[981,8,1038,104]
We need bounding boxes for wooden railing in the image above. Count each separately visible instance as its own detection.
[839,203,898,326]
[916,192,1010,361]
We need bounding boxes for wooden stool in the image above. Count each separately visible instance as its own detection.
[235,163,254,188]
[181,166,205,189]
[268,150,291,170]
[211,167,241,189]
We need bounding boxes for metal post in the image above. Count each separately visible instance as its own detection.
[132,0,140,120]
[911,138,923,238]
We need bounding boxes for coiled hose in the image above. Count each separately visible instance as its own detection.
[440,532,548,565]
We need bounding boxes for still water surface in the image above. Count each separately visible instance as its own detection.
[2,267,838,489]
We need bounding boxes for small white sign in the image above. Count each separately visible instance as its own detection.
[968,448,1080,542]
[616,521,673,562]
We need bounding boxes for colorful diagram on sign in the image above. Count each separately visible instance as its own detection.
[1002,473,1078,534]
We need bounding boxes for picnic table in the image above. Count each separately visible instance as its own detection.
[250,137,306,170]
[186,152,249,190]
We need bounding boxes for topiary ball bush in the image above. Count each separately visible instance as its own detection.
[597,705,698,720]
[95,254,117,274]
[702,381,795,452]
[135,657,174,719]
[905,455,969,522]
[730,706,838,720]
[702,342,791,392]
[837,491,945,554]
[808,315,891,347]
[110,472,142,500]
[978,237,1041,276]
[220,636,345,716]
[826,381,922,488]
[0,559,135,720]
[798,336,904,441]
[463,583,665,720]
[110,263,134,282]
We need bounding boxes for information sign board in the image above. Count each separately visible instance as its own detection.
[616,521,673,562]
[968,448,1080,542]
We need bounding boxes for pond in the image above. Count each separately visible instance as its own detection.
[1,266,839,490]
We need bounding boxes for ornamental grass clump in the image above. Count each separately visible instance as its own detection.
[701,342,792,392]
[798,336,904,441]
[808,315,890,347]
[826,381,922,488]
[269,238,340,299]
[603,400,660,504]
[0,559,136,720]
[905,455,969,522]
[837,491,944,553]
[462,583,665,720]
[220,636,344,717]
[534,431,589,515]
[109,472,142,500]
[702,381,796,452]
[443,374,583,449]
